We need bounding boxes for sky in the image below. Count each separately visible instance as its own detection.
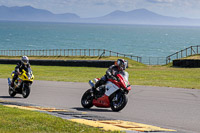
[0,0,200,18]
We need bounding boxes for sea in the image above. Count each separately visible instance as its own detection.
[1,21,200,64]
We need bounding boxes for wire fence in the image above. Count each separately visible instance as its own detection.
[2,46,198,65]
[0,49,142,63]
[166,45,200,64]
[141,57,166,65]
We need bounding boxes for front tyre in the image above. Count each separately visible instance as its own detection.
[110,93,128,112]
[22,83,30,98]
[9,87,16,97]
[81,89,93,109]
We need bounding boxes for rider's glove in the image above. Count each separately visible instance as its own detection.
[112,76,118,81]
[106,71,112,76]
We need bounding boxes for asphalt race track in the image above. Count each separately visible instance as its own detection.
[0,78,200,133]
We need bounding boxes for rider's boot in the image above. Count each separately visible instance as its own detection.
[91,86,97,99]
[91,79,103,99]
[11,81,14,87]
[11,74,18,88]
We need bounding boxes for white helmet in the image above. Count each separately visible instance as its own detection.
[117,59,127,70]
[21,56,29,65]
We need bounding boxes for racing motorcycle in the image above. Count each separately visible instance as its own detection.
[81,72,131,112]
[8,68,34,98]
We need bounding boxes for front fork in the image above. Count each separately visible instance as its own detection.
[112,90,123,102]
[8,78,12,86]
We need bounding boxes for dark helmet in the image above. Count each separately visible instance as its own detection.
[21,56,29,65]
[116,59,127,70]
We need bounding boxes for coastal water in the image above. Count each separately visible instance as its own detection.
[1,21,200,63]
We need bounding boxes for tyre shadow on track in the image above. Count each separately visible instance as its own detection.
[72,107,113,112]
[0,96,22,99]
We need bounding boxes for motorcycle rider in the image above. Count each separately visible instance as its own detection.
[11,56,31,87]
[91,58,128,96]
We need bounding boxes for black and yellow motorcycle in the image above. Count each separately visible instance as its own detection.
[8,68,34,98]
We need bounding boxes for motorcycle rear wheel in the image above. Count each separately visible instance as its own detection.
[8,87,16,97]
[22,83,30,98]
[81,89,93,109]
[110,93,128,112]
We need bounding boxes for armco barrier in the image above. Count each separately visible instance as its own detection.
[173,59,200,68]
[0,59,115,68]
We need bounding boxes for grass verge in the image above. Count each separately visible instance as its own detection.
[0,56,199,89]
[0,105,118,133]
[181,54,200,59]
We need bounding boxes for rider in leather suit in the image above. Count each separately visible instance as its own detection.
[11,56,31,87]
[91,59,128,95]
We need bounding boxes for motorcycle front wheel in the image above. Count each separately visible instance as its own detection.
[110,93,128,112]
[8,87,16,97]
[81,89,93,109]
[22,83,30,98]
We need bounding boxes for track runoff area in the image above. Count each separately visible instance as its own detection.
[0,100,176,133]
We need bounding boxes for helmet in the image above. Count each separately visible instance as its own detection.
[21,56,29,65]
[116,59,127,70]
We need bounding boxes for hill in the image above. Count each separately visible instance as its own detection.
[83,9,200,26]
[0,5,80,22]
[1,5,200,26]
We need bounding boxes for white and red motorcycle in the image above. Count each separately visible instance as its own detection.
[81,72,131,112]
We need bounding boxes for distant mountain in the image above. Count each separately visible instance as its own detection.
[1,5,200,26]
[83,8,200,26]
[0,5,80,22]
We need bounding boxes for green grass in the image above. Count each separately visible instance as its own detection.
[0,56,199,89]
[1,64,200,89]
[181,54,200,59]
[0,105,119,133]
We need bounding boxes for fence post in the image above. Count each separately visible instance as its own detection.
[191,46,192,56]
[168,56,171,64]
[186,48,187,56]
[84,49,86,56]
[181,50,183,58]
[197,45,199,54]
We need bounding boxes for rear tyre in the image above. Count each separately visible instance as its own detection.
[22,83,30,98]
[81,89,93,109]
[110,93,128,112]
[8,87,16,97]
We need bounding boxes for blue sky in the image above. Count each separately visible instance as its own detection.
[0,0,200,18]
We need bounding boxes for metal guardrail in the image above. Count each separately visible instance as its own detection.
[141,57,166,65]
[166,45,200,64]
[3,46,198,65]
[0,49,142,63]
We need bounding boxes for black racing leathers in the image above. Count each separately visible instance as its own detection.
[11,61,31,86]
[93,65,123,93]
[106,65,121,81]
